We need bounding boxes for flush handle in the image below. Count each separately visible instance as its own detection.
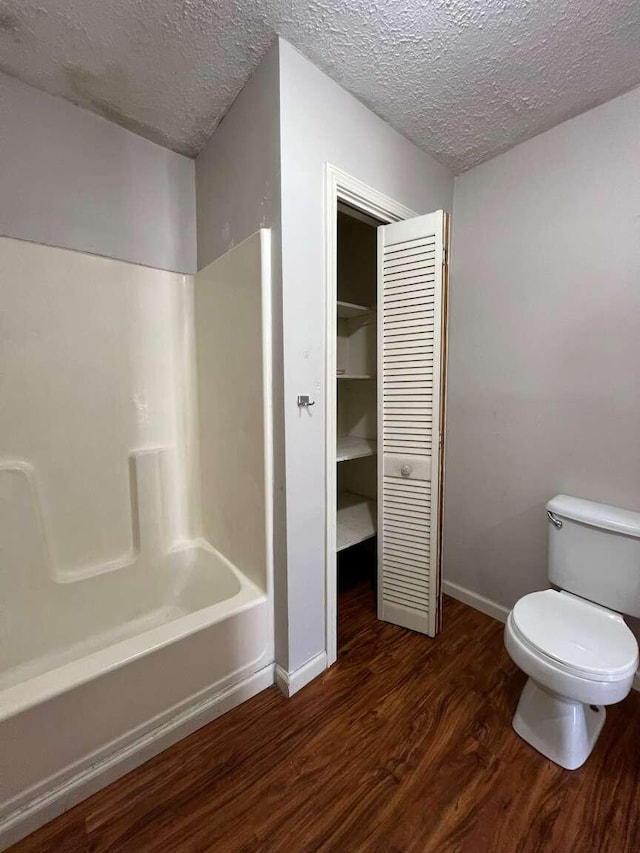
[547,510,563,529]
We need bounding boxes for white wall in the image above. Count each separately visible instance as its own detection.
[279,40,453,671]
[194,38,453,673]
[445,86,640,610]
[0,73,196,273]
[196,44,281,269]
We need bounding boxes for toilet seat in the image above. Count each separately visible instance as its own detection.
[511,590,638,681]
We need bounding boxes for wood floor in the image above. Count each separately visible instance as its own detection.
[10,573,640,852]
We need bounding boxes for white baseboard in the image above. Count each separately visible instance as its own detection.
[443,580,640,694]
[442,579,510,624]
[0,664,275,852]
[275,651,327,697]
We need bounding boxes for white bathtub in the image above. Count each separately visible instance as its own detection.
[0,543,274,849]
[0,230,276,848]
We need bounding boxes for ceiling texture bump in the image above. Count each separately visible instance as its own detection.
[1,0,639,172]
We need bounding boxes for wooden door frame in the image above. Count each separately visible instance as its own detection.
[324,164,417,666]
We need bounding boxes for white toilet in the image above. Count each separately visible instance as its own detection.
[504,494,640,770]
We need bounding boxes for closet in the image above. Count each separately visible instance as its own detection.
[334,202,449,649]
[336,207,379,559]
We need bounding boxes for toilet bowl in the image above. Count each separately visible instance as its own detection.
[504,495,640,770]
[504,589,638,769]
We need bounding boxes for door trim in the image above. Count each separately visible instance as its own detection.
[324,164,417,666]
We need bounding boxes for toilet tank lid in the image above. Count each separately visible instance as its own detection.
[547,495,640,539]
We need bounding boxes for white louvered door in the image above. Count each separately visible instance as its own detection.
[377,211,448,636]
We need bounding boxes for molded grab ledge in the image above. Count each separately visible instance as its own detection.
[0,449,172,583]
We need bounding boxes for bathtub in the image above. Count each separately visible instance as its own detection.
[0,542,274,849]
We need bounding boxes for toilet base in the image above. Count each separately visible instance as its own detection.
[513,678,606,770]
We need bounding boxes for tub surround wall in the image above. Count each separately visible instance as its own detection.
[445,85,640,614]
[195,231,273,595]
[0,236,198,575]
[0,72,196,274]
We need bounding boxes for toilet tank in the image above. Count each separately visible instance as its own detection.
[547,495,640,618]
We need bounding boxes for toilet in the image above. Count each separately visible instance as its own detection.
[504,495,640,770]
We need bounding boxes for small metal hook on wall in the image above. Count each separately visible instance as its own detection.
[297,395,316,409]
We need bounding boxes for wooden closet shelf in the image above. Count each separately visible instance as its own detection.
[337,300,374,319]
[336,436,377,463]
[337,492,377,551]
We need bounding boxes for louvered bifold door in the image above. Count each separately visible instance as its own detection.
[377,211,447,636]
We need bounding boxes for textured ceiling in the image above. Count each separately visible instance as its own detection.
[1,1,640,172]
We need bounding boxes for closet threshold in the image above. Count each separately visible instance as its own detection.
[337,492,377,551]
[337,300,373,319]
[336,436,376,463]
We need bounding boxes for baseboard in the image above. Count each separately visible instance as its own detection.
[0,664,275,852]
[442,579,510,624]
[443,580,640,694]
[275,651,327,697]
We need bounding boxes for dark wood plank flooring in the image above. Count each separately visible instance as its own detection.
[10,574,640,852]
